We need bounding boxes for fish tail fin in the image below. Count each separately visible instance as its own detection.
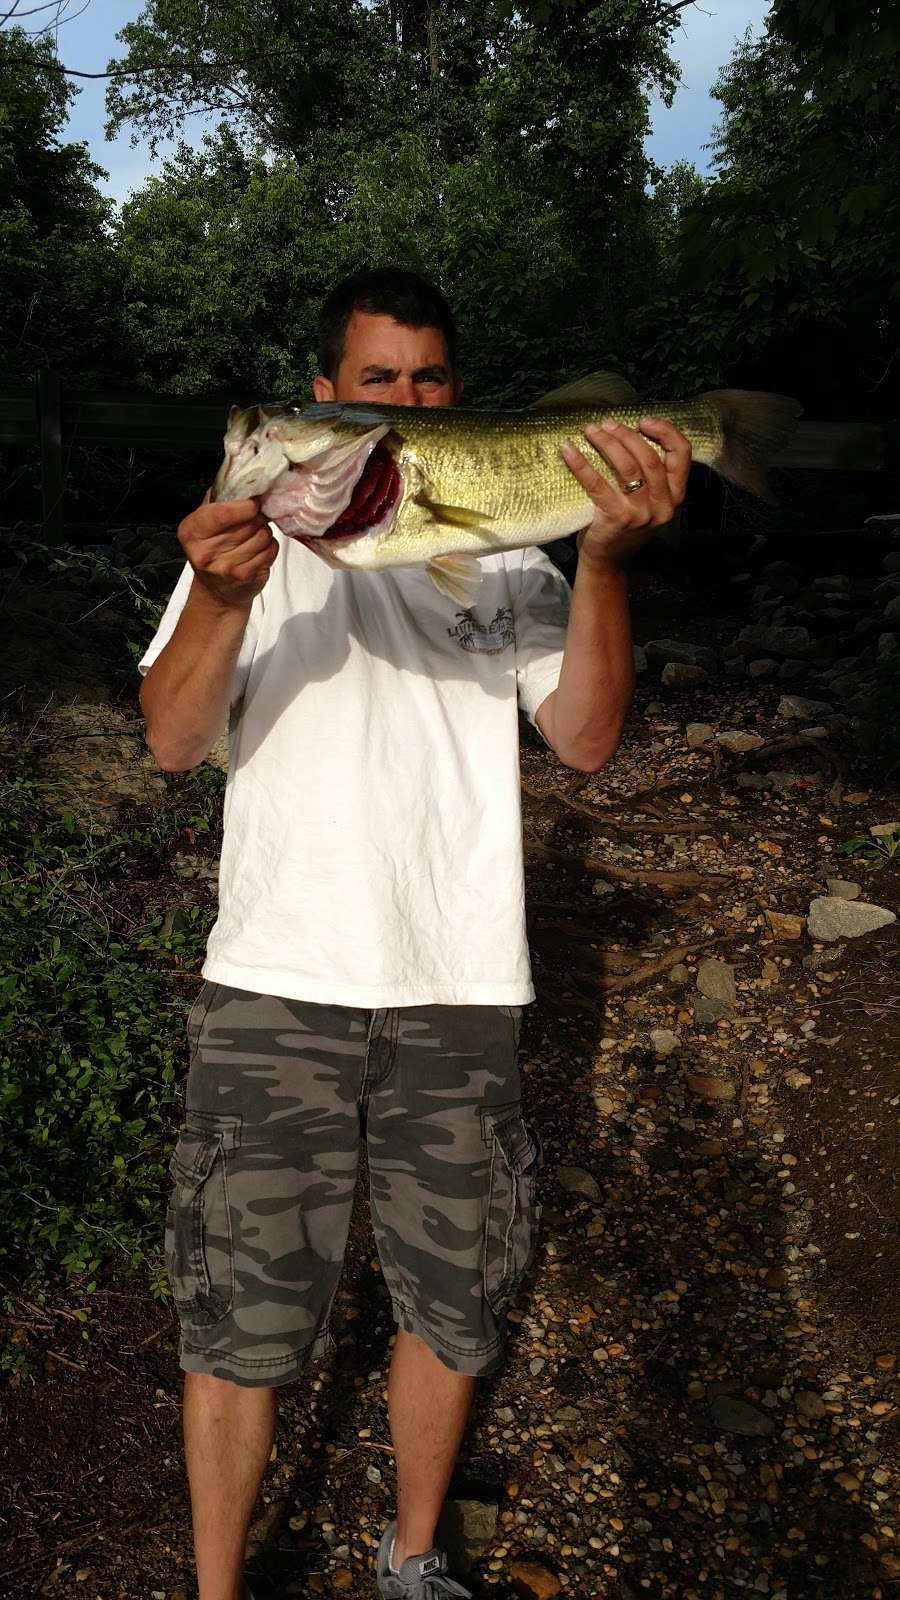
[703,390,803,502]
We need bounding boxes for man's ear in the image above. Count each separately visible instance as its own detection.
[312,374,335,402]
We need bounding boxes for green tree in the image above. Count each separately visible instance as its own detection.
[107,1,691,399]
[0,27,117,381]
[667,2,900,407]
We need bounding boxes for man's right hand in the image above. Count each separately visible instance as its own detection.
[177,496,279,609]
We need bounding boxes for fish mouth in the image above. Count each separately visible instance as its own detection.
[318,444,402,542]
[260,435,401,544]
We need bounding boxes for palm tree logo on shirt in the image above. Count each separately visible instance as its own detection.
[447,607,516,655]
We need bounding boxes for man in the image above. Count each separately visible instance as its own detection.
[139,267,691,1600]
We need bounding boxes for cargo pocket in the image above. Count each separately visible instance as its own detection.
[165,1110,241,1330]
[479,1102,543,1316]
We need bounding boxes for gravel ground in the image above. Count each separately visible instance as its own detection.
[3,569,899,1600]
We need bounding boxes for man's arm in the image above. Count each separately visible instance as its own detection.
[140,497,278,771]
[535,555,632,772]
[536,416,691,773]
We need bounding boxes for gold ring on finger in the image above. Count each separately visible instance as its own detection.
[623,477,645,494]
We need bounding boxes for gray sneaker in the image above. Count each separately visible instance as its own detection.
[376,1521,472,1598]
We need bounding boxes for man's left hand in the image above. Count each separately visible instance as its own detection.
[561,416,692,565]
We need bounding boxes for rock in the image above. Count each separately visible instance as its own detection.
[331,1571,353,1592]
[668,962,689,984]
[697,958,736,1007]
[807,897,896,941]
[764,910,806,940]
[784,1068,812,1089]
[747,658,778,679]
[779,658,810,684]
[437,1500,499,1574]
[778,694,833,720]
[803,943,846,971]
[510,1560,562,1600]
[736,770,801,793]
[708,1395,776,1437]
[591,878,615,898]
[644,638,717,671]
[686,722,714,748]
[884,593,900,622]
[824,877,860,900]
[694,996,730,1029]
[650,1028,680,1057]
[557,1166,601,1202]
[716,728,765,753]
[870,821,900,838]
[796,1390,827,1420]
[883,552,900,575]
[879,632,898,658]
[735,624,810,659]
[799,725,829,739]
[686,1071,735,1101]
[661,661,708,688]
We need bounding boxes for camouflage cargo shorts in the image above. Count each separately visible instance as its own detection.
[165,983,543,1386]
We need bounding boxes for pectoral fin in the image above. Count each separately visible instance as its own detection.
[415,492,496,529]
[427,553,483,606]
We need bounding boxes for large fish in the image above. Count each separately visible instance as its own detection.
[211,371,801,605]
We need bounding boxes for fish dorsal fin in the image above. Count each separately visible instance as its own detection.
[427,553,483,606]
[298,400,392,429]
[415,491,496,530]
[531,369,640,408]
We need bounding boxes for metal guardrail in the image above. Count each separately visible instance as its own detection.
[0,370,893,539]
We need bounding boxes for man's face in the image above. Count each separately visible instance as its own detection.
[313,310,463,408]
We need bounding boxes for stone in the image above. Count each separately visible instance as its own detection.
[870,821,900,838]
[735,624,810,659]
[709,1395,776,1437]
[694,996,730,1029]
[736,770,801,793]
[778,694,833,720]
[644,638,717,671]
[331,1571,353,1591]
[686,722,714,748]
[591,878,615,898]
[668,962,689,984]
[879,632,898,658]
[807,897,896,941]
[779,658,810,684]
[824,878,860,900]
[557,1165,601,1202]
[747,658,778,679]
[697,957,736,1007]
[716,728,765,753]
[784,1068,812,1089]
[510,1560,562,1600]
[884,594,900,622]
[883,552,900,575]
[650,1028,680,1057]
[662,661,708,688]
[633,644,648,675]
[764,910,806,940]
[802,943,846,971]
[436,1499,500,1574]
[686,1072,735,1101]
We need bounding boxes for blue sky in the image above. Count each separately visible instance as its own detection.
[15,0,771,206]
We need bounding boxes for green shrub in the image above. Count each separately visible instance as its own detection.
[0,748,221,1289]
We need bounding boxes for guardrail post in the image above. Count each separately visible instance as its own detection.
[38,368,64,540]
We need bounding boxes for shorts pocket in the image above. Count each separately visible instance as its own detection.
[479,1102,543,1316]
[165,1110,241,1330]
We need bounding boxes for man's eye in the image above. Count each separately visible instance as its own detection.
[364,375,389,385]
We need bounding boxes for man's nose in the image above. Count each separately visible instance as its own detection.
[390,377,419,406]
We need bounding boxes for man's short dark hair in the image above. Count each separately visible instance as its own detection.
[317,267,457,382]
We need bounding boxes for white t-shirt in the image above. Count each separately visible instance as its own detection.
[139,531,570,1006]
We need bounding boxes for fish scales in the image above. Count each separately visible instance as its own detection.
[211,378,800,605]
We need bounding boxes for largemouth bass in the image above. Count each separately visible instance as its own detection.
[212,371,801,605]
